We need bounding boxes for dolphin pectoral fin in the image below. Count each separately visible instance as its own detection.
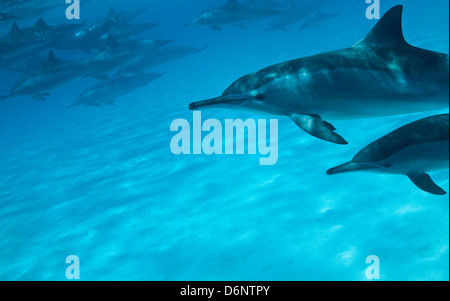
[290,114,348,145]
[327,161,374,175]
[407,172,447,195]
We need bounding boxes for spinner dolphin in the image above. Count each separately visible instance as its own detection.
[189,6,449,144]
[327,114,449,195]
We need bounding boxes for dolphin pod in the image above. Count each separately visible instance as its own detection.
[0,4,205,103]
[328,114,449,195]
[189,5,449,145]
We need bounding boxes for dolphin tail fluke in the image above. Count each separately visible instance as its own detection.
[291,113,348,145]
[407,172,447,195]
[326,161,373,175]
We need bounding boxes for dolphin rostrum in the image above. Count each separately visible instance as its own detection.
[327,114,449,195]
[189,5,449,144]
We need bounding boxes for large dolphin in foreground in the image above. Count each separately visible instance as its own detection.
[327,114,449,195]
[189,6,449,144]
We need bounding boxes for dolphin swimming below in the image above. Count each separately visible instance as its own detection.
[189,5,449,144]
[67,72,165,108]
[327,114,449,195]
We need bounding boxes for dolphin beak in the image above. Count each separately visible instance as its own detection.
[189,96,225,110]
[189,94,261,110]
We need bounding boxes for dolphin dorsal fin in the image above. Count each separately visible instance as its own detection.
[105,34,119,49]
[47,51,60,65]
[107,6,117,18]
[35,17,49,29]
[354,5,408,48]
[8,22,22,36]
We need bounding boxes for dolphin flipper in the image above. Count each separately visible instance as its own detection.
[291,113,348,145]
[407,172,447,195]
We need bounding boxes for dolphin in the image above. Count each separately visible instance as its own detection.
[97,19,160,43]
[265,0,327,32]
[48,20,113,53]
[1,51,104,101]
[91,35,173,75]
[27,17,86,35]
[0,12,20,22]
[0,1,59,21]
[299,9,342,31]
[0,22,57,58]
[105,6,150,24]
[189,5,449,144]
[184,0,284,31]
[117,45,208,74]
[327,114,449,195]
[67,72,165,108]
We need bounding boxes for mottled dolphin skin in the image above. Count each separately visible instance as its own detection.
[185,0,283,31]
[189,6,449,144]
[327,114,449,195]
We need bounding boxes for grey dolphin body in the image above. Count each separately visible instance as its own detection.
[189,6,449,144]
[67,72,164,108]
[327,114,449,195]
[49,20,113,53]
[0,22,57,59]
[185,0,283,31]
[2,51,102,101]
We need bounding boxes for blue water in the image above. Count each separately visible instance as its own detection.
[0,0,448,281]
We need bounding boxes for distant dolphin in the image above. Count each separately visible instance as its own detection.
[0,12,20,22]
[327,114,449,195]
[1,51,102,101]
[265,0,327,32]
[184,0,284,31]
[67,72,165,108]
[189,6,449,144]
[117,45,207,74]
